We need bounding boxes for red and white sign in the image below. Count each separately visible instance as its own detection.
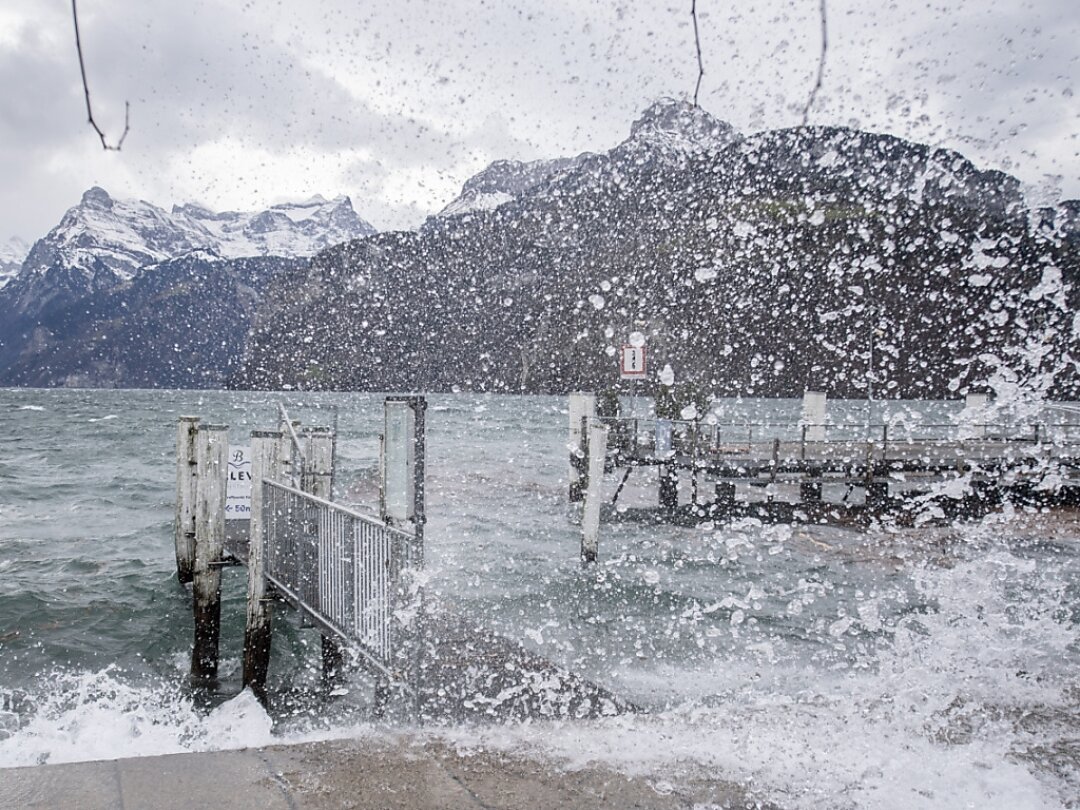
[620,345,647,379]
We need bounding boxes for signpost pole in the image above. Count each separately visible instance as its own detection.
[621,339,647,450]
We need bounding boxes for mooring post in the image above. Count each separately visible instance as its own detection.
[302,426,344,690]
[568,393,596,502]
[242,429,284,701]
[714,481,736,513]
[659,464,679,513]
[379,396,428,715]
[191,424,228,683]
[964,392,988,440]
[173,416,200,584]
[800,468,823,504]
[866,481,889,512]
[801,391,827,442]
[581,421,608,563]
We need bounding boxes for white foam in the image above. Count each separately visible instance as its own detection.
[0,671,274,768]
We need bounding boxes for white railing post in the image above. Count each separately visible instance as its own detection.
[581,422,608,563]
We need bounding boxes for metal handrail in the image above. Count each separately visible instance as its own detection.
[262,479,415,681]
[263,479,413,539]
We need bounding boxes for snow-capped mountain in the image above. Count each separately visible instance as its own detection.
[616,96,741,160]
[239,97,1077,399]
[437,157,586,218]
[17,188,376,283]
[0,236,28,287]
[171,194,376,262]
[434,99,739,220]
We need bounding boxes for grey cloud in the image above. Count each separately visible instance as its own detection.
[0,0,1077,241]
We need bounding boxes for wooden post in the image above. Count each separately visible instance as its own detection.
[302,426,345,690]
[191,424,228,683]
[568,393,596,502]
[659,464,679,513]
[801,391,827,442]
[866,482,889,512]
[714,481,736,513]
[581,422,608,563]
[173,416,200,584]
[242,429,284,701]
[964,393,988,439]
[800,470,823,503]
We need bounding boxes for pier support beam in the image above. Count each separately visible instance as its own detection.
[800,472,823,504]
[581,422,608,564]
[173,416,200,584]
[866,482,889,512]
[714,481,736,514]
[242,430,284,701]
[191,424,228,683]
[659,464,679,513]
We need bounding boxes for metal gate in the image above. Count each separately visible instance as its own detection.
[262,479,414,674]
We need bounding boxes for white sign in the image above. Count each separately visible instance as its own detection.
[620,344,647,379]
[225,445,251,520]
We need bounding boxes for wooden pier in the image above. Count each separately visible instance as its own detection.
[570,392,1080,557]
[172,399,630,722]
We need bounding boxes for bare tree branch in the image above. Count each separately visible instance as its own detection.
[801,0,828,126]
[72,0,129,151]
[690,0,705,107]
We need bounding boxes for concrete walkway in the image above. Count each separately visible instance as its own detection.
[0,736,770,809]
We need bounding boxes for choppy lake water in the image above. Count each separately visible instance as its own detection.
[0,388,1077,809]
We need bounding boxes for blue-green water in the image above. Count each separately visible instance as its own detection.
[0,389,1077,808]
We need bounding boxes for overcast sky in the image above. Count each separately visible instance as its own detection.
[0,0,1077,244]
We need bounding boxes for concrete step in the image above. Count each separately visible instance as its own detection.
[0,736,770,810]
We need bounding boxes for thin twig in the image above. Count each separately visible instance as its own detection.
[801,0,828,126]
[72,0,129,150]
[690,0,705,107]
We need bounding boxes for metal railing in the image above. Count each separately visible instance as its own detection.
[262,479,415,671]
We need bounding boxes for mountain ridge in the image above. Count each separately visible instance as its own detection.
[14,188,375,288]
[1,98,1076,394]
[237,99,1079,400]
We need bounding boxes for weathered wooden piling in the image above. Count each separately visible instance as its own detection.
[714,481,736,512]
[581,422,608,563]
[800,470,823,503]
[173,416,200,584]
[242,429,284,700]
[191,424,228,682]
[659,464,679,513]
[866,482,889,511]
[568,393,596,502]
